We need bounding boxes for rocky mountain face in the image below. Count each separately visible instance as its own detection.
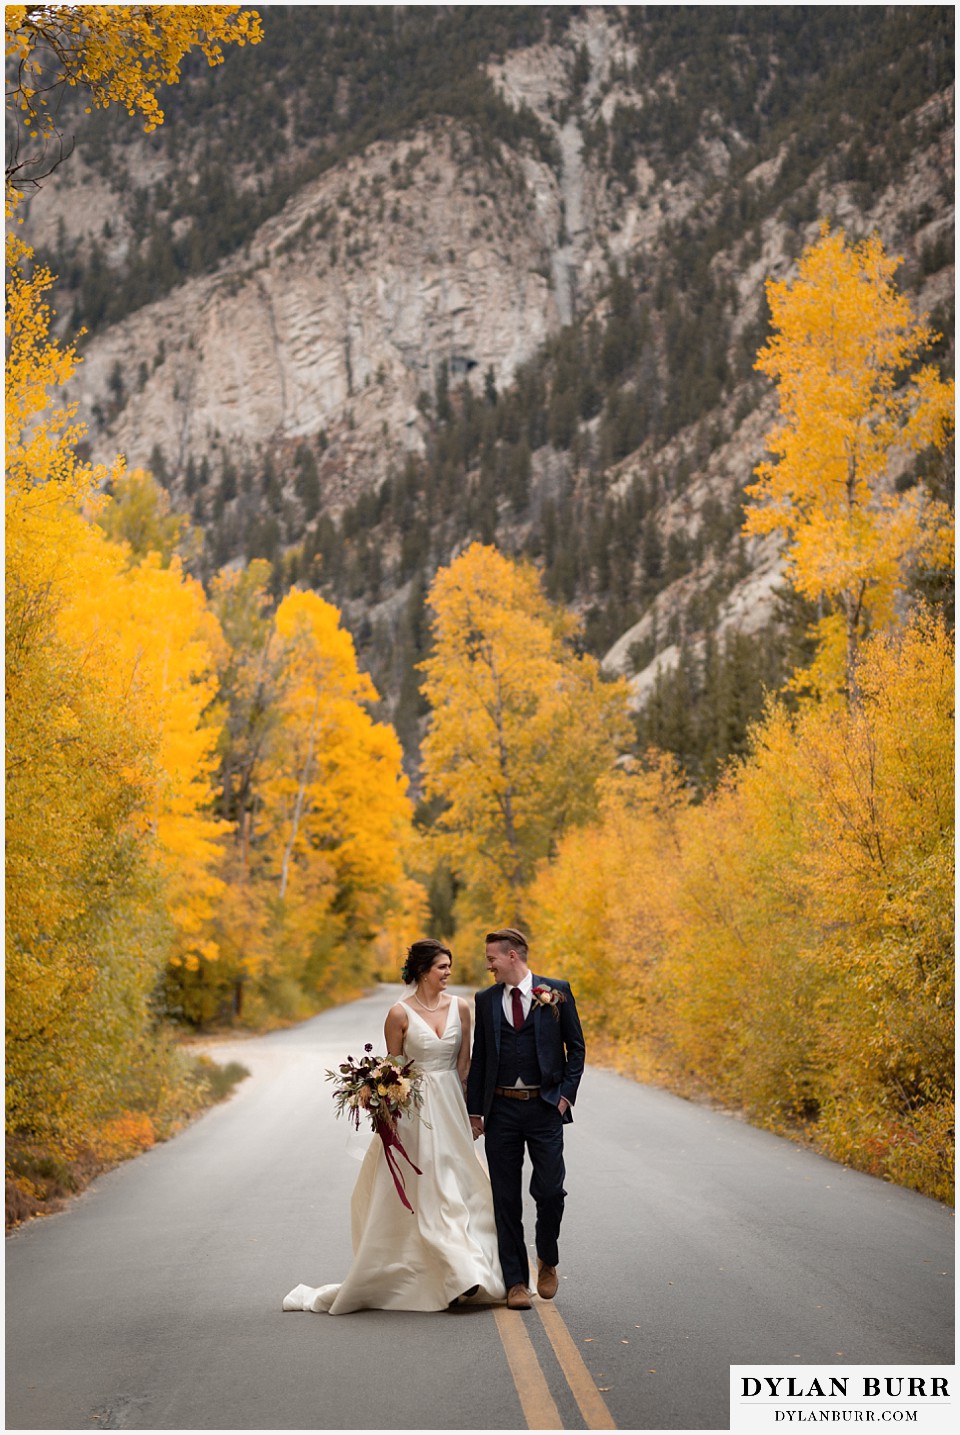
[23,5,955,779]
[42,127,559,499]
[32,10,642,493]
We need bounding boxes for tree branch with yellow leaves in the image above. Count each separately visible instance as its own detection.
[6,4,262,189]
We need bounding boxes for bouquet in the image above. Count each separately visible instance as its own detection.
[326,1044,425,1212]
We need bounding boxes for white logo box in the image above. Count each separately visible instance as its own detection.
[730,1366,954,1435]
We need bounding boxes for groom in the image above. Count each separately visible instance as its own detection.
[467,928,585,1311]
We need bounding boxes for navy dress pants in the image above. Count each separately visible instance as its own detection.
[484,1094,567,1289]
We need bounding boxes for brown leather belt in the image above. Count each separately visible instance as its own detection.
[495,1086,541,1100]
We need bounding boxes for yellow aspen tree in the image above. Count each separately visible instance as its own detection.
[7,227,227,1104]
[258,590,413,1000]
[665,716,825,1117]
[6,158,134,1140]
[5,2,260,1140]
[419,542,632,925]
[5,220,117,504]
[6,500,158,1143]
[788,612,954,1199]
[528,754,685,1069]
[9,483,230,1060]
[54,529,229,971]
[370,877,433,982]
[525,612,952,1197]
[98,466,198,567]
[744,223,954,698]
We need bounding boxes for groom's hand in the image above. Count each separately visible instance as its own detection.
[470,1116,484,1141]
[557,1097,570,1116]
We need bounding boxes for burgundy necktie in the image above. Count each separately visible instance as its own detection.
[511,986,524,1029]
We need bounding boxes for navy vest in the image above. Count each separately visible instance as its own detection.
[496,1004,540,1087]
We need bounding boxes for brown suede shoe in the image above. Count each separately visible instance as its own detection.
[506,1283,532,1310]
[536,1260,559,1300]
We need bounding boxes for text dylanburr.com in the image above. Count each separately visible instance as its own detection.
[730,1368,954,1434]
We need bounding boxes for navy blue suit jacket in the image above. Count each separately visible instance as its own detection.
[466,976,585,1123]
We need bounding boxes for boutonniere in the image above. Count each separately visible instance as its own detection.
[531,985,566,1020]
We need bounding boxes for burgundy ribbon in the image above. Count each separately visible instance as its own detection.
[375,1112,422,1213]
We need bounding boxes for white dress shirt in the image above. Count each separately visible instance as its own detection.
[501,971,534,1026]
[501,972,537,1090]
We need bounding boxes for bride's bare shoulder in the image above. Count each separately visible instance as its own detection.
[384,1000,411,1036]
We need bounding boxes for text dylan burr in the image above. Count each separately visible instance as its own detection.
[741,1378,949,1399]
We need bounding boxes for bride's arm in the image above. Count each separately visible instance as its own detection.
[384,1003,408,1058]
[457,998,472,1086]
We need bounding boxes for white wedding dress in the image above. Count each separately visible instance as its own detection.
[282,999,505,1314]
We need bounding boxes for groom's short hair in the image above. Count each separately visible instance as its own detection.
[486,927,528,958]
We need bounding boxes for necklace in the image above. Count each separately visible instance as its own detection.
[413,988,443,1012]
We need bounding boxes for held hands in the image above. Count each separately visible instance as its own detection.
[470,1102,566,1137]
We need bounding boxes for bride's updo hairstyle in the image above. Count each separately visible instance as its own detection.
[401,938,452,987]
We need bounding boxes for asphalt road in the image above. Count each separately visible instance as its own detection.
[5,987,954,1431]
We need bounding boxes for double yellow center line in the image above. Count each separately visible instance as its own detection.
[493,1299,617,1430]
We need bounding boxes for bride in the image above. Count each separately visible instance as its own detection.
[282,939,506,1314]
